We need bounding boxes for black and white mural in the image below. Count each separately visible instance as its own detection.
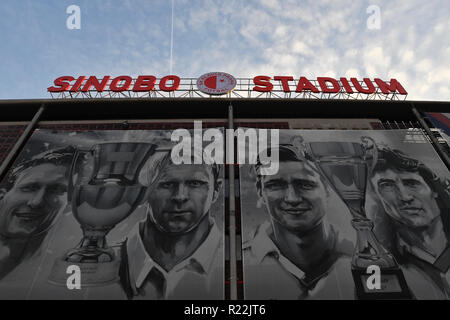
[0,129,225,300]
[240,129,450,300]
[2,127,449,300]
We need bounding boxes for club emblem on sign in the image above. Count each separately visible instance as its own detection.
[196,72,236,95]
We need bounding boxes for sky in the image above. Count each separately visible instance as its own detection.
[0,0,449,101]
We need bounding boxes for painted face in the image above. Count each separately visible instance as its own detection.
[147,164,219,234]
[259,161,329,232]
[0,164,68,238]
[371,169,440,228]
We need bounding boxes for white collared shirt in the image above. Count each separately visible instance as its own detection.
[125,220,224,300]
[396,235,450,299]
[243,222,355,300]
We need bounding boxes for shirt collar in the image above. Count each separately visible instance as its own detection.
[126,219,222,290]
[244,222,307,280]
[245,221,353,286]
[397,235,439,265]
[245,221,280,264]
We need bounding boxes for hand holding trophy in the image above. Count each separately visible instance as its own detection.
[49,142,165,286]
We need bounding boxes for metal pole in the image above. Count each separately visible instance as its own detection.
[228,103,238,300]
[411,104,450,170]
[0,104,46,182]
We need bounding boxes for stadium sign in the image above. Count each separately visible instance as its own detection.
[47,74,407,99]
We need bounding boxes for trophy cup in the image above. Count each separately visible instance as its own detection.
[49,142,159,286]
[297,137,413,299]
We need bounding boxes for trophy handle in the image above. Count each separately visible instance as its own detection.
[67,148,92,203]
[145,148,173,189]
[291,136,327,179]
[361,136,378,175]
[292,136,306,158]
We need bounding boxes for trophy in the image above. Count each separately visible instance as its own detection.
[297,137,413,299]
[49,142,161,286]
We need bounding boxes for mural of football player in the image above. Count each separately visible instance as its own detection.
[0,146,74,280]
[243,145,355,299]
[120,153,224,300]
[370,147,450,299]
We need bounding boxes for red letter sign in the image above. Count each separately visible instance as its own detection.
[339,78,354,94]
[81,76,110,92]
[159,75,180,92]
[110,76,133,92]
[47,76,75,92]
[351,78,376,94]
[317,77,340,93]
[274,76,294,92]
[253,76,273,92]
[70,76,86,92]
[133,75,156,92]
[295,77,319,93]
[374,78,407,95]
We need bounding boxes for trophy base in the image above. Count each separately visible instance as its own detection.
[352,268,413,300]
[48,257,121,287]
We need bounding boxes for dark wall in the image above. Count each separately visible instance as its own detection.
[0,98,449,122]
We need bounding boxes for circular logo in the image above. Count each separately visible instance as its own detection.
[196,72,236,95]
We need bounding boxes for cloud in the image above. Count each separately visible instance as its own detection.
[0,0,449,100]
